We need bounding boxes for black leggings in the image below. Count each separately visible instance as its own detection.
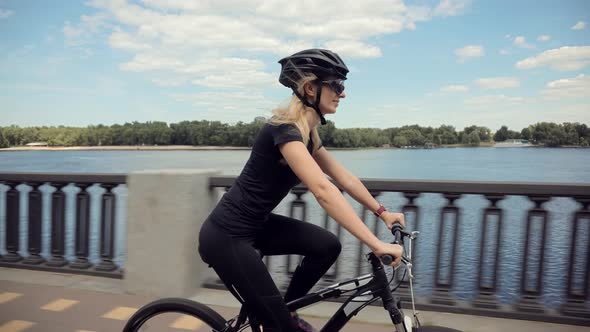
[198,213,342,332]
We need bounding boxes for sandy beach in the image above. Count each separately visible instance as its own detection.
[0,145,251,151]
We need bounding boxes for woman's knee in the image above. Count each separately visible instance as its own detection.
[326,235,342,260]
[314,232,341,262]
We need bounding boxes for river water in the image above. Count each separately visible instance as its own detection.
[0,147,589,308]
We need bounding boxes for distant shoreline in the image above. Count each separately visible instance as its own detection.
[0,145,251,151]
[0,144,585,152]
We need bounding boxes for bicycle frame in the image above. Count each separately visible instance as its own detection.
[230,252,409,332]
[124,228,460,332]
[291,253,406,331]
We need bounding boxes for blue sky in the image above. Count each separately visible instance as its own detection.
[1,0,588,131]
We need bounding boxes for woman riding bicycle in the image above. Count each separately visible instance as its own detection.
[198,48,405,332]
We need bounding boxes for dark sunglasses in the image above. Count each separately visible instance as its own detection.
[322,79,345,95]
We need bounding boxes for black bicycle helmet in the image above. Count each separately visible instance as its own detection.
[278,49,349,125]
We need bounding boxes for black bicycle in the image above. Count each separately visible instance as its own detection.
[123,225,460,331]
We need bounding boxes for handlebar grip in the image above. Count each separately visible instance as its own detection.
[381,255,394,265]
[381,224,405,265]
[392,223,404,245]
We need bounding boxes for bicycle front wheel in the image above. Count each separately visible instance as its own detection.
[122,297,230,332]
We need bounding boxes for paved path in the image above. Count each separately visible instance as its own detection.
[0,268,587,332]
[0,279,403,332]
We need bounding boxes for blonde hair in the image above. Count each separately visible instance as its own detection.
[269,75,321,152]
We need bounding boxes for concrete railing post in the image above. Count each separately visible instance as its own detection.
[125,169,219,298]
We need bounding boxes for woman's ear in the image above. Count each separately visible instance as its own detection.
[303,81,317,98]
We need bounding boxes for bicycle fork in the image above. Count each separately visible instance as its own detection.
[369,254,408,332]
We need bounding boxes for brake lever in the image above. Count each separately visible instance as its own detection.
[401,257,413,279]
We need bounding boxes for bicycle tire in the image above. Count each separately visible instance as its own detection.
[415,326,462,332]
[122,297,230,332]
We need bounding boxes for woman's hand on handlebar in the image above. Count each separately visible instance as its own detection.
[380,211,406,229]
[374,242,404,267]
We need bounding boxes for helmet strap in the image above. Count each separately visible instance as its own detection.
[292,85,327,126]
[314,86,327,125]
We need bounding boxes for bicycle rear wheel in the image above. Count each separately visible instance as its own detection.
[122,297,230,332]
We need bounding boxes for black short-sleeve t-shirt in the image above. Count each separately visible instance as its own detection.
[208,123,321,235]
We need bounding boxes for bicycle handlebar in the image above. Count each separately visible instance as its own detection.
[380,223,405,265]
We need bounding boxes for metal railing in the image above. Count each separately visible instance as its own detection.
[0,173,126,278]
[0,172,588,326]
[209,176,590,326]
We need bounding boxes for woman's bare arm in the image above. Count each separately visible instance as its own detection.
[313,147,405,228]
[280,141,391,254]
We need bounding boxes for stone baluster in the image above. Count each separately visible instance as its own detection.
[431,193,461,306]
[395,192,420,302]
[96,183,118,272]
[70,184,92,269]
[2,182,22,263]
[46,183,68,267]
[515,196,549,313]
[474,194,504,309]
[23,182,44,265]
[561,197,590,317]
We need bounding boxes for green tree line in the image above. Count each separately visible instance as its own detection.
[0,120,588,148]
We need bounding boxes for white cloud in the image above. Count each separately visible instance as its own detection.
[287,18,406,40]
[150,77,188,87]
[192,70,276,89]
[324,40,382,58]
[499,49,510,55]
[433,0,471,17]
[405,0,470,29]
[572,21,586,30]
[82,0,469,58]
[182,58,267,76]
[120,52,185,72]
[405,5,431,29]
[122,55,277,89]
[171,91,279,122]
[109,29,152,51]
[455,45,484,63]
[67,0,472,116]
[513,36,533,49]
[475,77,520,90]
[440,85,469,92]
[0,8,13,19]
[516,46,590,71]
[79,0,425,60]
[541,74,590,99]
[63,21,84,40]
[63,14,110,49]
[537,35,551,42]
[464,95,525,107]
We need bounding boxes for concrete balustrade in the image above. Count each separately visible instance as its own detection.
[1,171,589,326]
[124,169,219,298]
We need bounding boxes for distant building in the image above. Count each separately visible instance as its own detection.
[25,142,49,147]
[494,139,532,147]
